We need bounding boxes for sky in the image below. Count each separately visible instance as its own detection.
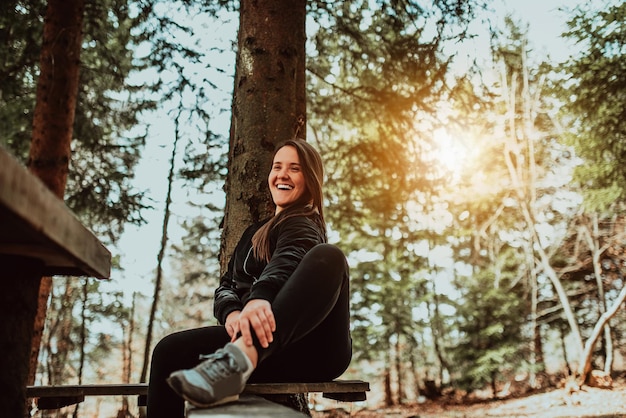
[106,0,590,301]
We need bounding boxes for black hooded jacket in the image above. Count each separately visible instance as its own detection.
[213,214,326,325]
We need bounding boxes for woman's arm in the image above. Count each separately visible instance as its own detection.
[213,254,244,326]
[248,215,325,303]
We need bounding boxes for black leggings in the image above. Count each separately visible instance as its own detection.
[146,243,352,418]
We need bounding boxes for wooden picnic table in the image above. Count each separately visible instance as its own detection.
[0,146,111,418]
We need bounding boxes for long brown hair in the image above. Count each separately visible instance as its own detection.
[251,138,327,262]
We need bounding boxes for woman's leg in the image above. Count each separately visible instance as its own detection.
[147,326,230,418]
[153,243,351,413]
[251,243,352,382]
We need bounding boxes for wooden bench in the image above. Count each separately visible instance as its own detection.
[27,379,369,410]
[1,146,111,417]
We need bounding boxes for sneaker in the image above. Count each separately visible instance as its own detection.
[166,343,252,408]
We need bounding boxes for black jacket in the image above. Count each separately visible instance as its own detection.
[213,214,326,325]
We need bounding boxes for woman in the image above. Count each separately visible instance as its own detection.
[147,138,352,417]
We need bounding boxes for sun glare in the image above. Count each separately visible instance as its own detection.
[432,128,466,181]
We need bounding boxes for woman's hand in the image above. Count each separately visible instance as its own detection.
[238,299,276,348]
[224,310,241,341]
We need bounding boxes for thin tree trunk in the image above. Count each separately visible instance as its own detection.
[581,214,615,374]
[119,293,136,417]
[499,47,584,357]
[529,238,541,388]
[384,366,393,406]
[559,325,572,376]
[577,285,626,385]
[428,247,449,384]
[73,279,88,418]
[27,0,85,386]
[410,353,422,399]
[139,110,182,383]
[395,334,403,404]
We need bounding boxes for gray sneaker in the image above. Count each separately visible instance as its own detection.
[166,343,251,407]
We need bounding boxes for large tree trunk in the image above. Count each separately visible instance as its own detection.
[220,0,306,273]
[219,0,307,413]
[26,0,84,391]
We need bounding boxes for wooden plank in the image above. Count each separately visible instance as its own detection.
[27,380,369,409]
[243,380,369,396]
[27,383,148,398]
[186,395,308,417]
[27,380,368,398]
[0,146,111,278]
[24,381,364,414]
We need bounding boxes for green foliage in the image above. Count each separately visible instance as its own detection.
[17,0,626,403]
[41,278,133,384]
[450,270,526,392]
[305,0,483,384]
[558,1,626,212]
[0,0,45,156]
[166,215,222,328]
[0,0,154,242]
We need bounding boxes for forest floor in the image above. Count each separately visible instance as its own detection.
[312,376,626,418]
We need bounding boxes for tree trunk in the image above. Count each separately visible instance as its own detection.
[220,0,306,273]
[118,293,135,417]
[582,214,615,374]
[498,46,584,358]
[430,284,449,385]
[529,248,540,388]
[410,354,422,399]
[218,0,307,414]
[576,285,626,385]
[395,334,403,404]
[384,367,393,406]
[27,0,85,386]
[139,110,181,383]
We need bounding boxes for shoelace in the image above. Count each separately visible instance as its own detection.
[195,349,241,383]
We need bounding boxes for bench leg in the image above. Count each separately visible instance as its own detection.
[36,395,85,410]
[0,257,44,418]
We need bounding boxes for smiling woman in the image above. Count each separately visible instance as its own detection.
[269,145,307,214]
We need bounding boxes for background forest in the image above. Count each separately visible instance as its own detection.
[2,0,626,416]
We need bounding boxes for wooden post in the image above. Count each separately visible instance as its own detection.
[0,256,44,417]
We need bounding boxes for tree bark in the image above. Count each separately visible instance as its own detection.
[27,0,85,387]
[219,1,307,413]
[220,0,306,273]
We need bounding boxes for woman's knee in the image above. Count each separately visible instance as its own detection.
[305,243,348,272]
[151,333,178,364]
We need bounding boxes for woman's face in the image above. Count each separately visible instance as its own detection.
[269,145,307,214]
